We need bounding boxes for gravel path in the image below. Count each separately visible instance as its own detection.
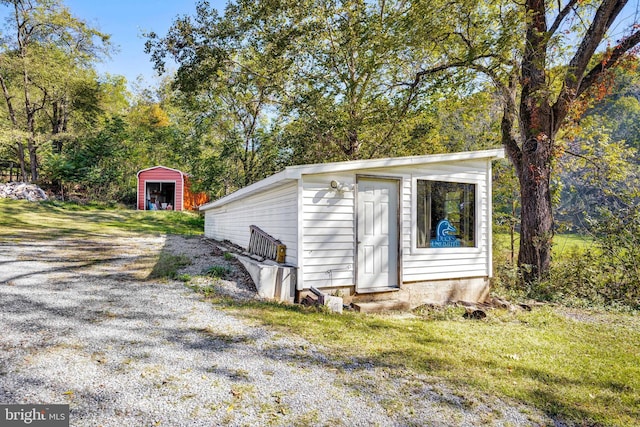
[0,233,549,426]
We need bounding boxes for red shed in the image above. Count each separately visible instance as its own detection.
[137,166,185,211]
[137,166,209,211]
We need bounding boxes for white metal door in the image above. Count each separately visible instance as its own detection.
[357,177,399,291]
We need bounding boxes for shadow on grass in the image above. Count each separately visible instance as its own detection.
[201,291,639,427]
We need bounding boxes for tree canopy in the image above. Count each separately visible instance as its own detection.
[146,0,640,284]
[0,0,113,182]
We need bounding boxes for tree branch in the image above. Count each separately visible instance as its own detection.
[577,29,640,97]
[566,0,627,89]
[0,74,18,127]
[564,149,603,171]
[548,0,580,37]
[500,72,523,173]
[405,54,497,89]
[552,0,632,131]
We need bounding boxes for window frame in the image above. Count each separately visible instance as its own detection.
[411,175,481,254]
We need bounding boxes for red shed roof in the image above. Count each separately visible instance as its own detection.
[137,165,185,178]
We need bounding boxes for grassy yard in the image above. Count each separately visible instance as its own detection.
[211,298,639,426]
[0,199,204,238]
[2,199,638,426]
[494,231,595,261]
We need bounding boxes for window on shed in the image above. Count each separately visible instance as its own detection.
[416,180,476,248]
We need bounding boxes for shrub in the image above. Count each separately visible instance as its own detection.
[149,253,192,280]
[493,238,639,310]
[205,265,231,278]
[585,202,640,309]
[177,274,192,282]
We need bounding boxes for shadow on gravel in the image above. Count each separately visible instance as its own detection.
[0,238,157,285]
[0,231,581,426]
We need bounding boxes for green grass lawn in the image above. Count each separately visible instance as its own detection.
[213,299,640,427]
[0,198,204,238]
[494,231,595,261]
[2,198,638,426]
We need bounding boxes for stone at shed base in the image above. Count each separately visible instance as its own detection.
[404,277,490,309]
[323,295,343,314]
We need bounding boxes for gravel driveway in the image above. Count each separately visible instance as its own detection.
[0,233,547,426]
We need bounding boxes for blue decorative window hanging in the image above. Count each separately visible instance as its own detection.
[417,180,476,248]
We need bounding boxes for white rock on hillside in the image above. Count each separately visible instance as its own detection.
[0,182,48,201]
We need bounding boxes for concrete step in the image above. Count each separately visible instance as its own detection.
[353,299,410,313]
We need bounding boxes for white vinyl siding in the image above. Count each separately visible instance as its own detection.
[203,181,299,265]
[298,159,492,289]
[201,150,501,294]
[301,173,356,289]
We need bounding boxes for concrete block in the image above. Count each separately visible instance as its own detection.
[323,295,343,314]
[236,255,296,303]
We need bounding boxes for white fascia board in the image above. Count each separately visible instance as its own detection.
[288,148,505,175]
[200,148,505,211]
[137,165,185,179]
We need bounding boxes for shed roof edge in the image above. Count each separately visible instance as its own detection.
[137,165,186,179]
[199,148,505,211]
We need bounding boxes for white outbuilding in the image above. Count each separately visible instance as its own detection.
[200,148,505,310]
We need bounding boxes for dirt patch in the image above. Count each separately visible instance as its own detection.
[162,235,258,300]
[556,306,640,329]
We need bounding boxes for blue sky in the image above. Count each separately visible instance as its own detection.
[64,0,228,87]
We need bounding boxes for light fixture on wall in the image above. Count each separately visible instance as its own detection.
[329,180,353,192]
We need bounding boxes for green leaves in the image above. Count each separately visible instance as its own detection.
[147,0,499,179]
[0,0,113,182]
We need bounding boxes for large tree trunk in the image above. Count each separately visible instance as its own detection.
[505,115,556,285]
[517,150,554,284]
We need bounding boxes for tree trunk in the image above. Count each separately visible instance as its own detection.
[51,99,69,152]
[28,138,38,182]
[26,108,38,182]
[345,127,360,159]
[504,76,556,285]
[0,74,27,181]
[16,142,27,182]
[517,151,554,284]
[512,94,556,283]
